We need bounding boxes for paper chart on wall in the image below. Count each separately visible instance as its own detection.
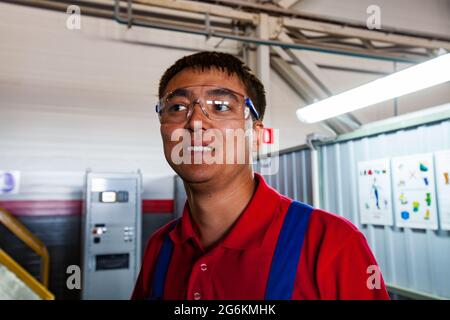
[391,153,438,230]
[435,150,450,230]
[357,159,393,226]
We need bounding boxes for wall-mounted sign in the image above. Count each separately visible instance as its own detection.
[357,158,394,226]
[0,171,21,194]
[435,150,450,230]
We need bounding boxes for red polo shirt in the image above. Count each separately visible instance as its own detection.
[132,173,389,300]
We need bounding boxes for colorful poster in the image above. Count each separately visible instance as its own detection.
[435,150,450,230]
[357,159,393,226]
[392,154,438,230]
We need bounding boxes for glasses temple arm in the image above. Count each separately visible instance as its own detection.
[245,97,260,120]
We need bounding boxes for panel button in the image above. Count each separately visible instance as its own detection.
[117,191,129,202]
[200,263,207,271]
[193,292,201,300]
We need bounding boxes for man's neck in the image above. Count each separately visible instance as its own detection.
[184,169,257,251]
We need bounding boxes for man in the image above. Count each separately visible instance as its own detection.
[132,51,390,300]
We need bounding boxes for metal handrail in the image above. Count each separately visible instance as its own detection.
[0,249,54,300]
[0,207,50,288]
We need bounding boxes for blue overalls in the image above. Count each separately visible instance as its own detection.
[148,200,313,300]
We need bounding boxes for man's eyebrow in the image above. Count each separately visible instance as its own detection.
[166,88,189,100]
[206,88,239,102]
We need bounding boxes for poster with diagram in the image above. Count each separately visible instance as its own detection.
[357,159,393,226]
[435,150,450,230]
[391,153,438,230]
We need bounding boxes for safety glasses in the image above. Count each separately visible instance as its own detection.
[156,85,260,124]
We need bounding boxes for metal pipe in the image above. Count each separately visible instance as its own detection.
[306,133,336,208]
[2,0,435,62]
[207,0,450,43]
[113,0,424,63]
[310,149,321,208]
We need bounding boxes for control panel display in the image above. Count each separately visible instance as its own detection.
[99,191,129,203]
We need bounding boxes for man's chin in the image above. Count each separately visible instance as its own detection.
[172,163,220,184]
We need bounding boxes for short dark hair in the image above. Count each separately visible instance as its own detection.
[158,51,266,120]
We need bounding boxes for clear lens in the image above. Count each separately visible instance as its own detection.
[158,86,248,123]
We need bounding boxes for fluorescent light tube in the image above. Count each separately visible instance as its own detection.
[296,53,450,123]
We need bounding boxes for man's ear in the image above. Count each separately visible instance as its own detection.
[252,120,264,152]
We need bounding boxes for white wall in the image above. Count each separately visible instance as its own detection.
[0,2,449,200]
[0,3,210,199]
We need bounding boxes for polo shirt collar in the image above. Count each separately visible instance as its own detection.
[169,173,281,250]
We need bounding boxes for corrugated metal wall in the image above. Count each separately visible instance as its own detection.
[318,120,450,299]
[174,175,186,219]
[254,150,313,205]
[252,117,450,299]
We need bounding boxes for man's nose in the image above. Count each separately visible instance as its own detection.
[185,102,211,131]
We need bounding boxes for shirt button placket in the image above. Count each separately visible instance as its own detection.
[192,262,208,300]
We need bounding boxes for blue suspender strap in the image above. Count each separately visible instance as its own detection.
[265,200,314,300]
[148,219,179,300]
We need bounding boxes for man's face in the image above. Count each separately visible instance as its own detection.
[159,67,262,184]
